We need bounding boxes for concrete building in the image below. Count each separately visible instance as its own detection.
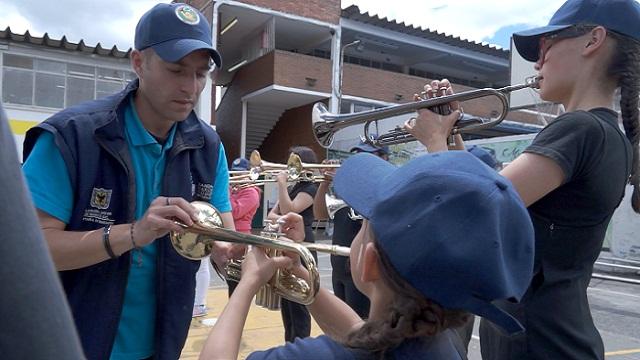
[0,27,134,156]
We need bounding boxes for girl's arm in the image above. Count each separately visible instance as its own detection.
[200,248,293,359]
[307,288,364,341]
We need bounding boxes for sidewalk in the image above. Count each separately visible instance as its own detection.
[180,287,323,359]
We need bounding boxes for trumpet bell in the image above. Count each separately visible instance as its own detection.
[169,201,321,306]
[169,201,223,260]
[312,103,334,147]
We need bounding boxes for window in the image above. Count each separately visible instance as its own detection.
[35,73,65,108]
[96,80,122,99]
[67,77,95,107]
[2,68,33,105]
[2,53,134,109]
[4,54,33,69]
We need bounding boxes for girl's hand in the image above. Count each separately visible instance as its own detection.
[277,212,306,242]
[240,246,292,291]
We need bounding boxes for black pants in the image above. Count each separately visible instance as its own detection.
[280,298,312,342]
[332,258,370,318]
[280,234,316,342]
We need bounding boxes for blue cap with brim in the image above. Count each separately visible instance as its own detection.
[513,0,640,62]
[231,157,250,171]
[334,152,535,334]
[135,3,222,67]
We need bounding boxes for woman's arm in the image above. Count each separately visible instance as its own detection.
[313,182,330,220]
[500,153,564,207]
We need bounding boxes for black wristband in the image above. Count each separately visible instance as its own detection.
[103,225,117,259]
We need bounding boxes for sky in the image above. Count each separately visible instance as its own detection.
[1,0,568,52]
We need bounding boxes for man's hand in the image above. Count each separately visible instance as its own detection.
[135,196,198,247]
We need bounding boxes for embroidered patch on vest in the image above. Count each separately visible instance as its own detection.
[195,183,213,201]
[90,188,112,210]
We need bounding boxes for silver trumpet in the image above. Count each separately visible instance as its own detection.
[312,77,540,148]
[326,193,362,221]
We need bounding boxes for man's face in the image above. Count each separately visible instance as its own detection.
[135,49,211,123]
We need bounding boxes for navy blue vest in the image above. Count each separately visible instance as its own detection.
[23,80,221,360]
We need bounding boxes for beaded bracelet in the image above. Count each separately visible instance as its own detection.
[130,221,143,266]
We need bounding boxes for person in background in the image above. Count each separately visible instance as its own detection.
[199,150,535,360]
[405,1,640,358]
[227,157,262,295]
[313,139,389,318]
[267,146,319,342]
[21,3,239,359]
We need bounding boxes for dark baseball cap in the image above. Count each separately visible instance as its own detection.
[513,0,640,62]
[467,145,497,169]
[135,3,222,67]
[349,135,389,155]
[230,157,250,171]
[334,152,535,334]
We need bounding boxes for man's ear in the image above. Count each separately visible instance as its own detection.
[130,50,144,79]
[360,242,381,283]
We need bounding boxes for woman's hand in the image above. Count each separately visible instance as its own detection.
[276,171,288,187]
[320,159,339,183]
[404,79,461,153]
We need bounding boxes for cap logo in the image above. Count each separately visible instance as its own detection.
[175,5,200,25]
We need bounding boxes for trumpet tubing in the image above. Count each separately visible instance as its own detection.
[169,201,349,307]
[312,77,540,148]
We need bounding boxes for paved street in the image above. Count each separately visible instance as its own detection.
[184,232,640,359]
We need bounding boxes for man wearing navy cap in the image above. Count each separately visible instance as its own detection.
[22,3,236,359]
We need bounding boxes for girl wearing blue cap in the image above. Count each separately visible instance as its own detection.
[406,1,640,359]
[199,151,535,360]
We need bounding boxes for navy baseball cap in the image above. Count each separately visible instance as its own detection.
[349,135,389,155]
[135,3,222,67]
[513,0,640,62]
[467,145,497,169]
[231,157,250,171]
[334,152,535,334]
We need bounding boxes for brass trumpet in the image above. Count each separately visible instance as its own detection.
[169,201,349,307]
[312,77,540,148]
[287,153,340,180]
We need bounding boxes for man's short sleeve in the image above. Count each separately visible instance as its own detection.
[524,111,606,183]
[210,143,231,212]
[22,131,73,223]
[246,335,355,360]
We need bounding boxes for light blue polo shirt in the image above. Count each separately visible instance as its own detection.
[23,97,231,359]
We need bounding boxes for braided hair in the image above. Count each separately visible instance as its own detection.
[607,31,640,213]
[342,227,469,358]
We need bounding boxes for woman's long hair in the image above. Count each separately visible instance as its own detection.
[607,30,640,213]
[342,228,469,357]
